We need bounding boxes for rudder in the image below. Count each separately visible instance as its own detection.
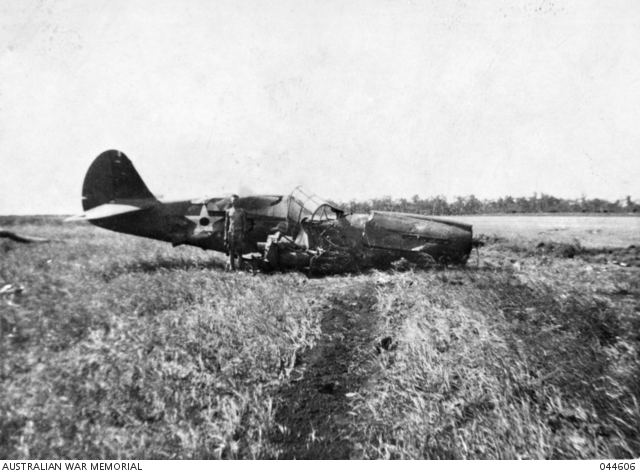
[82,150,156,211]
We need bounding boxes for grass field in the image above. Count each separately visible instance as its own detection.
[1,215,639,459]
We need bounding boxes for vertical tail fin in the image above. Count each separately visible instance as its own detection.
[82,150,156,211]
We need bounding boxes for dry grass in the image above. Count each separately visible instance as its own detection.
[1,224,321,459]
[1,217,638,459]
[344,262,639,458]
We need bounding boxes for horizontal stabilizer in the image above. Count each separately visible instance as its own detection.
[65,203,145,222]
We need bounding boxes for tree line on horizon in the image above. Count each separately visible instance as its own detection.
[1,195,638,224]
[334,194,639,216]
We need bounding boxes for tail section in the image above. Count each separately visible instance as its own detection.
[68,149,218,247]
[67,150,158,223]
[82,150,156,211]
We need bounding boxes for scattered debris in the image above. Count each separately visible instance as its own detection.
[390,258,412,272]
[1,283,25,306]
[535,242,579,258]
[376,336,398,354]
[318,382,336,394]
[486,238,640,267]
[0,229,52,243]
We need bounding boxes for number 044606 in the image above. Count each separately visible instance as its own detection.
[600,463,636,471]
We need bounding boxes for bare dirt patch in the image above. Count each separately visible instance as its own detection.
[269,279,379,459]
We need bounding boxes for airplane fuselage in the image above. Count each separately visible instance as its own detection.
[70,150,474,268]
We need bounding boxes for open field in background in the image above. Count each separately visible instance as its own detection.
[1,215,639,459]
[462,215,640,248]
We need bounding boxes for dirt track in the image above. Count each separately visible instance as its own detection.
[269,279,379,459]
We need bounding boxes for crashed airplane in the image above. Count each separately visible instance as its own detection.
[68,150,474,273]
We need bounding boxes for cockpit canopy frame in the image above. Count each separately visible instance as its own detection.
[287,186,344,224]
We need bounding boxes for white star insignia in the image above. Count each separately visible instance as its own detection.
[186,204,214,234]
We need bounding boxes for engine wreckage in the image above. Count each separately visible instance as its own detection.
[253,188,474,274]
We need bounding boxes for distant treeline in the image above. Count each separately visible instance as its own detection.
[334,194,639,216]
[1,195,638,225]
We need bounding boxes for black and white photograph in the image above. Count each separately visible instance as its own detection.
[1,0,639,463]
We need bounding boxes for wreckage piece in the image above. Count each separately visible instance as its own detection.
[261,209,473,273]
[258,232,313,271]
[298,210,472,266]
[0,229,52,243]
[70,150,474,274]
[256,237,358,275]
[1,283,25,306]
[361,212,472,263]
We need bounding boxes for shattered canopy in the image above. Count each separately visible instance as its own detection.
[287,187,343,224]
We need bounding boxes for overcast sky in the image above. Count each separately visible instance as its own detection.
[1,0,639,215]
